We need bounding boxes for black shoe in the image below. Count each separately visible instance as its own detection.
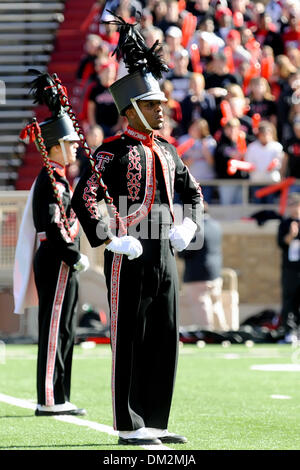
[118,437,162,445]
[35,408,87,416]
[159,433,187,444]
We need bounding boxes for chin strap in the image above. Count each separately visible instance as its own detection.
[58,139,69,166]
[130,98,153,132]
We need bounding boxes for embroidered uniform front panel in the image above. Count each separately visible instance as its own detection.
[110,145,155,230]
[152,142,174,218]
[126,145,142,202]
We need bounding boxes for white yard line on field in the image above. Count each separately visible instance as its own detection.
[0,393,172,451]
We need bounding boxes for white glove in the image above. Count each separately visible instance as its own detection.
[105,236,143,260]
[73,254,90,272]
[169,217,197,252]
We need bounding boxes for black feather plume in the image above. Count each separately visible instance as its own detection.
[28,69,64,117]
[102,11,169,79]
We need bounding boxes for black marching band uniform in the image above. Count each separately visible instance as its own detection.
[72,14,203,444]
[16,72,88,416]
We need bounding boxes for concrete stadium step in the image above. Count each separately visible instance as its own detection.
[0,73,45,83]
[0,123,27,130]
[0,13,64,21]
[2,99,34,107]
[3,88,30,96]
[0,33,54,42]
[0,110,33,118]
[0,65,47,73]
[0,44,53,53]
[0,3,64,10]
[0,55,49,63]
[0,144,24,154]
[0,135,23,143]
[0,157,22,167]
[0,171,18,179]
[0,22,60,31]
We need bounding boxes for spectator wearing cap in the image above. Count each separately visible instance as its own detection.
[166,47,192,102]
[282,115,300,190]
[99,11,120,52]
[180,72,218,135]
[190,29,225,64]
[87,59,119,136]
[214,6,233,41]
[277,193,300,340]
[214,118,247,205]
[244,120,283,203]
[165,26,184,66]
[226,29,252,69]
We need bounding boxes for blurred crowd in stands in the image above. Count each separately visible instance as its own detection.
[71,0,300,205]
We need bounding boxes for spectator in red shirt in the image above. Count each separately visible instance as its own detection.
[282,7,300,52]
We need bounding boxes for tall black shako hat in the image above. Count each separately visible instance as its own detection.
[29,69,79,148]
[103,11,168,129]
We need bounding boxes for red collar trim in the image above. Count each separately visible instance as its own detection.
[124,126,154,147]
[49,160,66,177]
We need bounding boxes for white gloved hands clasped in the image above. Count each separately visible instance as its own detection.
[105,236,143,260]
[73,254,90,272]
[169,217,197,252]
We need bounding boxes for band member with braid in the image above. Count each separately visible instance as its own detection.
[72,13,203,445]
[14,72,89,416]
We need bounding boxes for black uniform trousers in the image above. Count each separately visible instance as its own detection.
[104,233,179,431]
[34,241,79,406]
[281,267,300,330]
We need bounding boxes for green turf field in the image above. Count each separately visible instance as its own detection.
[1,343,300,450]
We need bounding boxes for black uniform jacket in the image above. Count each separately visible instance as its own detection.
[33,162,81,266]
[72,126,203,247]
